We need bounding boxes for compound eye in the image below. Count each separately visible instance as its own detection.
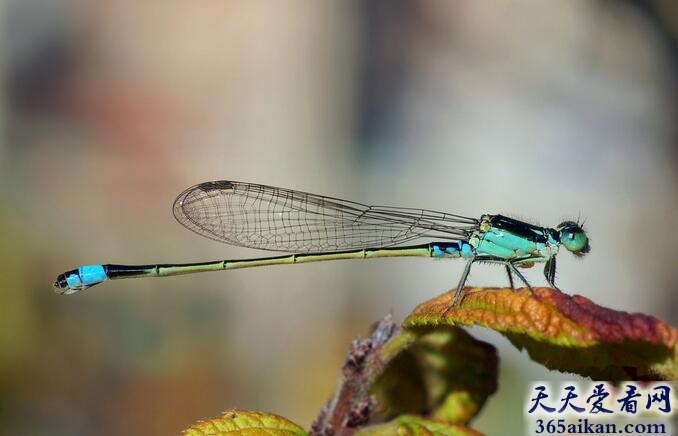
[557,221,590,255]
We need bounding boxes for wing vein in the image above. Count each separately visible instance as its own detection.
[172,181,479,252]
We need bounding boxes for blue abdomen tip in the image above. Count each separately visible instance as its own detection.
[79,265,108,284]
[62,264,108,290]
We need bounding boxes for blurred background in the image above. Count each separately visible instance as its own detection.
[2,1,677,434]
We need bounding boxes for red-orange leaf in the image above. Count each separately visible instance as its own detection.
[405,287,678,381]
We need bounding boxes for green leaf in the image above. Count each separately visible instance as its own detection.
[357,414,483,436]
[183,409,307,436]
[405,287,678,381]
[372,326,497,425]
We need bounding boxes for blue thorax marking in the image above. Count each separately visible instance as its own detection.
[489,215,549,243]
[473,215,561,260]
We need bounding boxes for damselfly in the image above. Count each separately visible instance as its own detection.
[54,181,590,305]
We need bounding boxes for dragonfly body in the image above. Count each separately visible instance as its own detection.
[54,181,590,305]
[470,214,560,262]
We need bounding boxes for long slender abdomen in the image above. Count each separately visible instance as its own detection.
[53,241,472,295]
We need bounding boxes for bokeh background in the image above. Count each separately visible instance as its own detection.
[2,1,677,435]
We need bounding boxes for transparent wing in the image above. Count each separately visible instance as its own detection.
[173,181,479,252]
